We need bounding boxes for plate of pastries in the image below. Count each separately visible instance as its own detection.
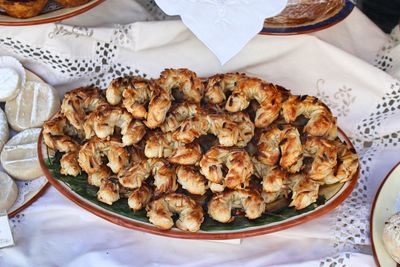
[38,68,360,239]
[262,0,354,35]
[0,0,104,25]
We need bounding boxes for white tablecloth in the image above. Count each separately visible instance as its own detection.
[0,1,399,266]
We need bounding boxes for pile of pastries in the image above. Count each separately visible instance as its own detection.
[0,0,92,19]
[43,68,359,232]
[265,0,344,26]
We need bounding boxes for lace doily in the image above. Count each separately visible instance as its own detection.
[375,26,400,80]
[320,26,400,266]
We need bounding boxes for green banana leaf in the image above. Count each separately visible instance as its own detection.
[46,152,325,232]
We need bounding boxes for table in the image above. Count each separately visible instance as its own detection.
[0,1,399,266]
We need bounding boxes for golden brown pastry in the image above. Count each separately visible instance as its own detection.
[43,112,81,153]
[288,174,320,210]
[54,0,90,7]
[225,78,285,128]
[43,112,82,176]
[253,158,287,192]
[59,151,81,177]
[204,73,244,104]
[61,87,108,131]
[324,140,359,184]
[128,184,153,211]
[173,113,240,147]
[176,165,208,195]
[199,146,253,192]
[0,0,48,19]
[97,178,120,205]
[146,193,204,232]
[160,102,203,133]
[173,110,254,148]
[78,137,129,187]
[106,76,173,129]
[106,76,153,119]
[230,112,255,147]
[252,157,289,204]
[83,105,146,146]
[118,158,177,195]
[282,95,337,139]
[208,189,265,223]
[158,68,204,103]
[145,131,202,165]
[303,137,337,181]
[257,125,303,173]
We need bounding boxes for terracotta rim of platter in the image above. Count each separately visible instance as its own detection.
[260,0,354,36]
[0,0,105,26]
[370,161,400,267]
[38,128,360,239]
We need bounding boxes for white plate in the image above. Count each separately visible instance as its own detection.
[371,162,400,267]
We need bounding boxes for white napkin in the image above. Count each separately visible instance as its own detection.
[155,0,288,65]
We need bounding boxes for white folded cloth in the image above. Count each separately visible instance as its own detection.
[155,0,288,64]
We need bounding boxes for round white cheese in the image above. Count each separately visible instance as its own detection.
[0,68,21,101]
[5,81,60,131]
[383,212,400,263]
[0,128,42,180]
[0,171,18,211]
[0,56,26,86]
[0,108,9,153]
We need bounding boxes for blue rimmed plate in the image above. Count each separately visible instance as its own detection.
[0,0,104,26]
[261,0,354,35]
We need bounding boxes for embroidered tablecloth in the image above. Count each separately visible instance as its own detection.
[0,1,399,266]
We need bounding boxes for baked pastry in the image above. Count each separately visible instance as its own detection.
[265,0,345,26]
[208,189,265,223]
[146,193,204,232]
[54,0,90,7]
[0,0,48,19]
[118,158,177,195]
[43,112,81,176]
[61,87,107,131]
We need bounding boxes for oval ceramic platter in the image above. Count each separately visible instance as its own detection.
[261,0,354,35]
[0,0,104,26]
[38,128,359,240]
[4,69,50,218]
[371,162,400,267]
